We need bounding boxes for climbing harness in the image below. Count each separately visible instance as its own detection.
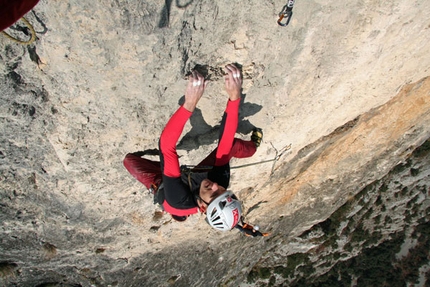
[1,17,36,45]
[182,143,292,176]
[277,0,295,27]
[181,165,212,173]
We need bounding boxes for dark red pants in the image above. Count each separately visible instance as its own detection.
[123,138,256,190]
[0,0,39,31]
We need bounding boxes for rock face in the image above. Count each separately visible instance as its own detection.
[244,79,430,286]
[0,0,429,286]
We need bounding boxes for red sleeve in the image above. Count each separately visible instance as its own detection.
[159,105,192,177]
[215,99,240,166]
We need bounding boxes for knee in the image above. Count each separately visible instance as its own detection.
[123,153,138,169]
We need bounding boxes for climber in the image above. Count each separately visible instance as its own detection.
[123,64,263,232]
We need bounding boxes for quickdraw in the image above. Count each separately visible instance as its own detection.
[230,143,291,176]
[235,217,269,237]
[277,0,295,27]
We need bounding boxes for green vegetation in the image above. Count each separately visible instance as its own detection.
[392,159,412,174]
[374,214,381,225]
[395,222,430,285]
[365,231,382,246]
[246,137,430,287]
[272,253,311,279]
[363,207,373,220]
[384,216,393,225]
[400,186,409,196]
[375,195,382,205]
[247,266,272,283]
[268,275,276,286]
[412,138,430,158]
[0,261,18,278]
[410,167,420,176]
[287,233,406,287]
[343,242,353,252]
[379,183,389,193]
[404,210,413,224]
[247,220,428,286]
[350,223,369,243]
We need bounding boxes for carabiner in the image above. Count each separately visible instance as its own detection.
[278,10,293,26]
[277,0,295,27]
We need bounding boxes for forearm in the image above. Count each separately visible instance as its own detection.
[159,105,192,177]
[215,99,240,163]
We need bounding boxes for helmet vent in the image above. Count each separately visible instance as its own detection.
[210,207,218,217]
[214,220,223,226]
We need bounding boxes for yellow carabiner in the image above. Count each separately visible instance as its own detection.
[1,17,36,45]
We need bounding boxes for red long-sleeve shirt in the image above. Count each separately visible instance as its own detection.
[159,99,240,216]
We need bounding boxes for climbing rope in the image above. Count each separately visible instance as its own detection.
[181,143,292,176]
[278,0,295,26]
[1,17,36,45]
[232,143,291,176]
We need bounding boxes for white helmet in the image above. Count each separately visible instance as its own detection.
[206,191,242,231]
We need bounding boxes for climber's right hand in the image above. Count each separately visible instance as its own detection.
[183,70,208,112]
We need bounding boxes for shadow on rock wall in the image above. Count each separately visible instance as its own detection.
[158,0,194,28]
[177,94,262,150]
[176,63,263,150]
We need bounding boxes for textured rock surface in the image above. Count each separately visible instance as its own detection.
[243,81,430,286]
[0,0,429,286]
